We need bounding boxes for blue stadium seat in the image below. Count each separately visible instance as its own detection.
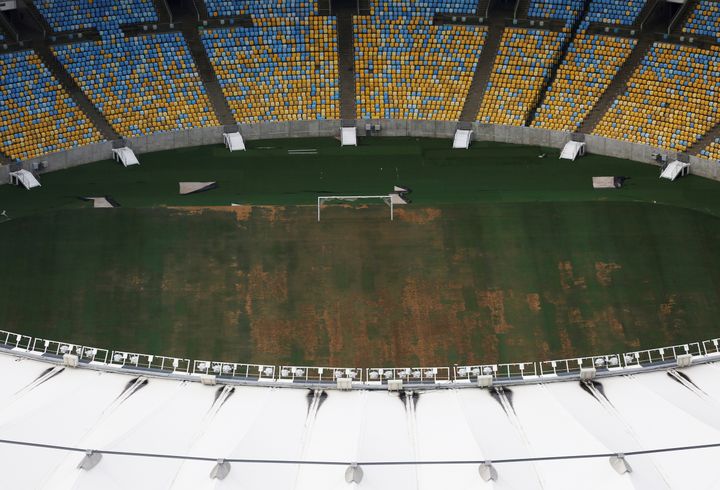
[34,0,158,33]
[0,50,102,161]
[53,33,218,136]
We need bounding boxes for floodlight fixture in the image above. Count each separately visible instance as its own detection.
[345,463,363,484]
[210,459,231,480]
[609,453,632,475]
[63,354,79,368]
[579,367,596,381]
[478,461,498,482]
[77,450,102,471]
[677,354,693,368]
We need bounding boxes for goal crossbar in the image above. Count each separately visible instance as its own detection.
[317,195,394,221]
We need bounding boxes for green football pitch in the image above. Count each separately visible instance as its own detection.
[1,137,720,367]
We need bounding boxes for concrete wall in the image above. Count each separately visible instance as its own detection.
[6,120,720,184]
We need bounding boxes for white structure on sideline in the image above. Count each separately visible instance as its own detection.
[560,141,586,161]
[8,169,41,189]
[661,160,691,181]
[112,147,139,167]
[0,330,719,489]
[223,132,246,152]
[341,127,357,146]
[452,129,473,149]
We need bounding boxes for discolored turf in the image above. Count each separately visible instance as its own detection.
[1,138,720,366]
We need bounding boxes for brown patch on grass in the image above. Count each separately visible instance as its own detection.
[477,290,512,334]
[595,262,621,286]
[526,293,541,312]
[604,307,626,339]
[394,207,442,224]
[558,261,586,290]
[556,327,574,358]
[168,205,291,222]
[247,265,288,301]
[248,316,293,360]
[660,295,677,317]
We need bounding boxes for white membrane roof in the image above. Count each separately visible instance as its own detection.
[0,351,719,489]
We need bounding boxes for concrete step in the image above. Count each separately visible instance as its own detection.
[579,35,653,133]
[526,0,592,126]
[515,0,530,18]
[669,0,698,35]
[0,11,19,42]
[23,1,54,38]
[180,25,236,126]
[336,13,356,120]
[477,0,492,18]
[152,0,173,23]
[191,0,210,20]
[33,41,120,141]
[634,0,660,29]
[459,22,504,122]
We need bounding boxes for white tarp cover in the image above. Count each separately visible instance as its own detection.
[9,169,40,189]
[660,160,690,181]
[179,182,217,195]
[452,129,472,149]
[1,352,720,489]
[112,147,139,167]
[341,127,357,146]
[560,141,586,161]
[389,193,408,205]
[87,197,113,208]
[223,132,246,152]
[593,176,618,189]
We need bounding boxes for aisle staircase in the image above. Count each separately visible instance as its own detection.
[525,0,592,126]
[668,0,699,35]
[180,25,237,126]
[151,0,173,23]
[33,41,119,140]
[334,7,358,120]
[579,36,653,133]
[689,122,720,156]
[459,22,504,121]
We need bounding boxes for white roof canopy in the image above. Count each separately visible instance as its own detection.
[0,351,719,489]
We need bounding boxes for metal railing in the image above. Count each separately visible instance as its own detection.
[3,329,720,389]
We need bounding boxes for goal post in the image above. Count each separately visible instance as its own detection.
[317,195,394,221]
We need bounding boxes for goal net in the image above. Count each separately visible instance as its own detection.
[317,195,394,221]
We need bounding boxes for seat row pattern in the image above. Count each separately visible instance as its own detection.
[532,34,635,131]
[54,33,218,137]
[34,0,158,33]
[477,28,566,126]
[593,43,720,151]
[202,18,339,123]
[204,0,317,18]
[584,0,646,26]
[528,0,584,25]
[354,16,486,120]
[369,0,477,17]
[683,0,720,40]
[700,137,720,160]
[0,50,102,162]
